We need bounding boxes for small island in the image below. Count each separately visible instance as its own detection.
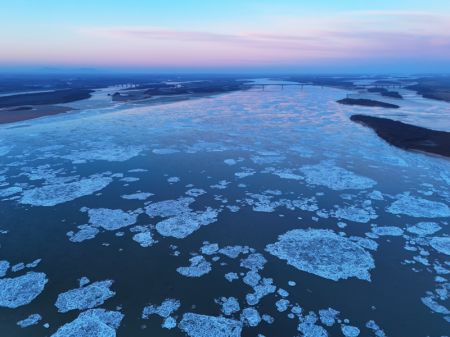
[337,98,400,109]
[350,114,450,158]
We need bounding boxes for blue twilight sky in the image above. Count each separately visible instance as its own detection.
[1,0,450,73]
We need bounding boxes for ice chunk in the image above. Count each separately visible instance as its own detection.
[0,260,9,277]
[300,161,376,191]
[142,298,181,319]
[276,299,290,312]
[121,192,153,200]
[55,280,115,313]
[240,253,267,271]
[407,222,441,236]
[266,229,375,281]
[371,226,404,236]
[341,325,360,337]
[241,307,261,327]
[216,297,240,315]
[87,208,138,231]
[387,195,450,218]
[430,237,450,256]
[179,313,242,337]
[67,225,99,243]
[17,314,42,328]
[177,256,211,277]
[20,176,112,207]
[0,272,47,308]
[51,309,123,337]
[132,231,155,247]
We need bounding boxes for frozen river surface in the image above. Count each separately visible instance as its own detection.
[0,82,449,337]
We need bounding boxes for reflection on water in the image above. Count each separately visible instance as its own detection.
[0,81,449,337]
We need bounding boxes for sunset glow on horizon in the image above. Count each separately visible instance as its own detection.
[1,0,450,73]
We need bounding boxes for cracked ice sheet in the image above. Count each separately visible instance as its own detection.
[179,313,242,337]
[266,229,375,281]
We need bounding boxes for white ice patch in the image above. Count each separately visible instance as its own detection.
[86,208,138,231]
[61,145,144,163]
[121,192,153,200]
[371,226,404,237]
[387,195,450,218]
[17,314,42,328]
[0,272,47,308]
[407,222,441,236]
[142,298,181,319]
[55,280,115,313]
[177,256,211,277]
[266,229,375,281]
[216,297,240,316]
[20,175,112,207]
[430,237,450,256]
[51,309,123,337]
[179,313,242,337]
[299,161,376,191]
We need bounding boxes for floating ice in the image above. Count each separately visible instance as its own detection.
[179,313,242,337]
[235,168,255,179]
[145,197,194,217]
[225,272,239,282]
[168,176,180,183]
[245,278,276,305]
[240,253,267,271]
[224,159,237,166]
[243,271,261,287]
[241,307,261,327]
[371,226,404,237]
[387,195,450,218]
[219,246,251,259]
[0,260,9,277]
[0,272,47,308]
[51,309,123,337]
[186,188,206,197]
[62,145,144,163]
[177,256,211,277]
[17,314,42,328]
[20,175,112,207]
[333,205,377,223]
[201,243,219,255]
[132,231,155,247]
[87,208,138,231]
[121,192,153,200]
[421,295,450,315]
[299,161,376,191]
[407,222,441,236]
[341,325,360,337]
[266,229,375,281]
[162,317,177,329]
[152,148,180,155]
[430,237,450,256]
[142,298,181,319]
[55,280,115,313]
[319,308,339,326]
[217,297,240,315]
[12,263,25,272]
[67,225,99,243]
[297,313,328,337]
[365,320,386,337]
[156,208,218,239]
[0,186,22,198]
[276,299,290,312]
[79,277,90,287]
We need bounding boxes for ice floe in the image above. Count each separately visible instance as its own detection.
[241,307,261,327]
[0,260,10,277]
[17,314,42,328]
[387,194,450,218]
[407,222,441,236]
[55,280,115,313]
[121,192,153,200]
[177,256,211,277]
[430,237,450,255]
[266,229,375,281]
[341,325,360,337]
[179,313,242,337]
[142,298,181,319]
[0,272,47,308]
[20,175,112,206]
[86,208,138,231]
[371,226,404,237]
[51,309,123,337]
[216,297,240,316]
[299,161,376,191]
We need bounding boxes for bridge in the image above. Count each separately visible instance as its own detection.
[250,83,305,90]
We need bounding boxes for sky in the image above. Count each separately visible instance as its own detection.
[1,0,450,74]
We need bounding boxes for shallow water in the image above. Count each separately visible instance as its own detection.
[0,82,449,337]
